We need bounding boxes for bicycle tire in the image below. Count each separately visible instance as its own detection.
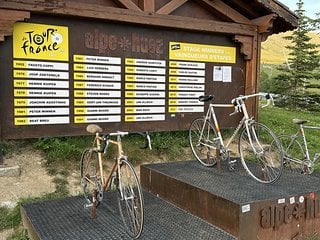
[189,118,218,167]
[80,148,102,207]
[239,122,283,184]
[278,134,306,174]
[117,158,144,239]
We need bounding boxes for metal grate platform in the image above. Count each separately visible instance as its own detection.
[21,190,236,240]
[140,160,320,239]
[143,160,320,204]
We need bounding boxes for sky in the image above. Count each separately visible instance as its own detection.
[278,0,319,18]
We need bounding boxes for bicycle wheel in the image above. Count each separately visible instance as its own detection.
[189,118,219,167]
[239,122,283,183]
[117,158,144,239]
[80,148,102,207]
[278,134,305,173]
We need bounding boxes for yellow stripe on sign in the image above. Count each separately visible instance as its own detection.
[125,83,136,90]
[14,108,28,116]
[13,60,27,68]
[125,67,135,74]
[169,76,178,83]
[125,99,136,106]
[73,55,85,62]
[125,75,136,82]
[74,90,85,97]
[74,108,86,115]
[125,58,136,65]
[125,91,135,98]
[169,107,178,113]
[74,72,85,80]
[125,108,135,114]
[169,92,178,98]
[14,118,28,125]
[14,80,27,88]
[169,61,178,67]
[13,70,27,78]
[74,82,85,88]
[169,100,177,105]
[74,99,86,106]
[169,84,178,90]
[74,116,86,123]
[125,115,135,122]
[74,64,85,71]
[14,89,28,97]
[14,99,28,106]
[169,69,178,75]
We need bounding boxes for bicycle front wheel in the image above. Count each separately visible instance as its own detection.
[80,148,102,207]
[117,158,144,239]
[278,134,305,173]
[189,118,218,167]
[239,122,283,184]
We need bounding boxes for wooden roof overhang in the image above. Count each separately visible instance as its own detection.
[0,0,298,42]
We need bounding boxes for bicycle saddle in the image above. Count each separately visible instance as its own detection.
[199,95,214,102]
[292,119,308,125]
[86,124,103,134]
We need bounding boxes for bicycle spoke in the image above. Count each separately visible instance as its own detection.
[189,118,218,167]
[117,159,144,239]
[239,122,283,183]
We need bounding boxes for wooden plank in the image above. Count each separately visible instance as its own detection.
[156,0,188,15]
[61,2,257,36]
[198,0,251,25]
[258,0,298,27]
[112,0,142,11]
[0,9,30,20]
[0,1,257,35]
[138,0,155,12]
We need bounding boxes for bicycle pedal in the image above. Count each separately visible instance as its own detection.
[84,203,93,209]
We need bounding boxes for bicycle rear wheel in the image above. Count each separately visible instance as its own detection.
[117,158,144,239]
[189,118,218,167]
[80,148,102,207]
[278,134,306,173]
[239,122,283,183]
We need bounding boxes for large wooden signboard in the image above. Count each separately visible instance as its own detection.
[0,15,245,139]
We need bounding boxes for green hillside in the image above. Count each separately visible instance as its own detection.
[261,32,320,64]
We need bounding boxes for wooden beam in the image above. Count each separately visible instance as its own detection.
[198,0,251,25]
[138,0,155,12]
[112,0,142,11]
[0,9,30,42]
[0,1,257,36]
[251,13,277,33]
[234,35,253,60]
[0,9,30,20]
[156,0,188,15]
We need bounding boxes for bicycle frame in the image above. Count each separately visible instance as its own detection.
[295,124,320,163]
[94,132,127,195]
[203,96,260,154]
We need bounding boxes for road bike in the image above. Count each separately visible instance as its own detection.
[278,119,320,174]
[189,93,284,184]
[80,124,151,239]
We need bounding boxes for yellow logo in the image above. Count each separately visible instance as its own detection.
[13,23,68,61]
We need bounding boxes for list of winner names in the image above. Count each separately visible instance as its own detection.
[12,55,206,125]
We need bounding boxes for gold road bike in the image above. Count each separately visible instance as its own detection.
[80,124,151,239]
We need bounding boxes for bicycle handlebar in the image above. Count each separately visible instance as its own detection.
[86,124,152,150]
[231,93,274,107]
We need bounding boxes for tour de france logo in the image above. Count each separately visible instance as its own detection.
[13,22,69,61]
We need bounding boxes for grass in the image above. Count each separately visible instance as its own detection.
[259,106,320,171]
